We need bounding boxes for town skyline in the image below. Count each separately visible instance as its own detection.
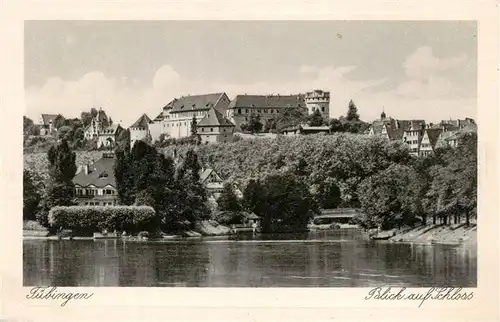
[25,21,477,126]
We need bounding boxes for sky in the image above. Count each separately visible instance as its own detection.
[25,21,477,127]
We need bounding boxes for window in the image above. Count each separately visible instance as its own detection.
[245,109,249,113]
[202,128,205,132]
[210,128,213,132]
[238,109,241,114]
[223,129,225,132]
[321,106,325,112]
[264,109,268,113]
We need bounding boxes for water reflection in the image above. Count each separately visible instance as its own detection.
[23,230,477,287]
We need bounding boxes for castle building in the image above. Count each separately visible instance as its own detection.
[129,114,153,148]
[226,94,307,131]
[305,90,330,119]
[149,93,231,141]
[196,106,235,144]
[84,109,122,149]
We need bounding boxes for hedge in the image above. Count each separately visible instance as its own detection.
[48,206,158,234]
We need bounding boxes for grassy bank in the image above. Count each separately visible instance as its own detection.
[389,224,477,245]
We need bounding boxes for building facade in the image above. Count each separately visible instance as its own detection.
[84,110,122,149]
[150,93,231,141]
[419,128,443,157]
[196,106,235,144]
[305,90,330,119]
[73,153,118,206]
[226,94,307,131]
[129,114,153,148]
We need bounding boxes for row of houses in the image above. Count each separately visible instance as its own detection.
[37,90,475,157]
[364,111,477,157]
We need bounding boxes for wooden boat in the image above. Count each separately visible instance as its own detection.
[93,232,119,239]
[370,235,392,240]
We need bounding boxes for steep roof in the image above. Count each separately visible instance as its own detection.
[228,94,306,109]
[130,114,152,128]
[73,155,116,188]
[40,114,59,125]
[100,124,122,135]
[163,93,227,113]
[425,128,443,148]
[197,107,234,127]
[199,168,223,184]
[387,127,405,140]
[153,112,164,122]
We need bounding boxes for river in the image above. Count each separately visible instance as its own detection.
[23,229,476,287]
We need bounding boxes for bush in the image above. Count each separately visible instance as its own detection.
[48,205,158,235]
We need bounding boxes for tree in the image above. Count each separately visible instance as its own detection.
[116,129,130,152]
[242,179,261,214]
[143,131,152,145]
[346,100,360,121]
[24,170,43,221]
[357,164,422,230]
[329,118,344,133]
[81,112,93,127]
[315,178,342,209]
[275,105,308,131]
[175,149,209,225]
[244,113,263,134]
[217,183,242,212]
[90,108,98,118]
[190,116,198,136]
[53,114,66,130]
[425,132,477,226]
[244,174,318,232]
[24,116,39,136]
[307,109,325,126]
[38,139,77,227]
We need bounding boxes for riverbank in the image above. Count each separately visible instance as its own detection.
[23,220,232,240]
[389,224,477,245]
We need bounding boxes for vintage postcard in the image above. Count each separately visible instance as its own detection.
[1,0,499,321]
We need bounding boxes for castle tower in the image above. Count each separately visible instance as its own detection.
[305,90,330,119]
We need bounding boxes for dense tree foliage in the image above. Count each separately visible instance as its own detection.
[241,113,263,133]
[242,174,318,232]
[37,140,77,227]
[346,100,360,121]
[357,164,422,229]
[23,116,40,136]
[274,106,308,132]
[23,170,43,220]
[217,183,242,212]
[307,109,326,126]
[114,142,209,232]
[424,133,477,226]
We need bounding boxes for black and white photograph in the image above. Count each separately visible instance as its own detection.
[22,20,478,288]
